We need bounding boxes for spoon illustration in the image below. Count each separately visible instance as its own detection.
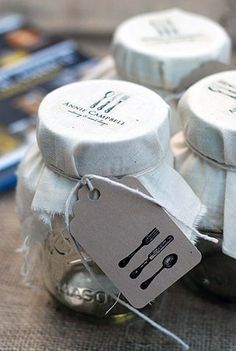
[118,228,160,268]
[140,253,178,290]
[130,235,174,279]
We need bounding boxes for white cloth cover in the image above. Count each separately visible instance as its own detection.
[16,79,205,264]
[112,9,231,91]
[172,71,236,258]
[37,80,172,177]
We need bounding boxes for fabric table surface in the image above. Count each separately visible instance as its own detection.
[0,189,236,351]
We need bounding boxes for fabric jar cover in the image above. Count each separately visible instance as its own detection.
[16,79,204,268]
[112,8,231,91]
[112,9,231,135]
[172,70,236,259]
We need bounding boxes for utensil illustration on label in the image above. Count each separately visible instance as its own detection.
[105,95,130,113]
[90,91,130,112]
[140,253,178,290]
[118,227,160,268]
[130,235,174,279]
[90,91,115,108]
[208,80,236,100]
[149,18,179,38]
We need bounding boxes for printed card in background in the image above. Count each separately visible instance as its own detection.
[0,13,95,191]
[70,176,202,309]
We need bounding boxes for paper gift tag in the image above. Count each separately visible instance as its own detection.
[69,176,201,309]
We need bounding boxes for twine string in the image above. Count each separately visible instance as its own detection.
[66,174,217,244]
[184,138,236,172]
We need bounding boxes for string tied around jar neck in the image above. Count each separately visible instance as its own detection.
[62,172,217,244]
[184,137,236,172]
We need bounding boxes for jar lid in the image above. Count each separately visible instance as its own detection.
[179,70,236,167]
[37,80,170,177]
[112,9,231,90]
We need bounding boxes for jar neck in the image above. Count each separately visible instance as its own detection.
[184,136,236,172]
[43,147,172,181]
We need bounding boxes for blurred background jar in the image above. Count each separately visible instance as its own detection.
[112,9,232,135]
[172,70,236,301]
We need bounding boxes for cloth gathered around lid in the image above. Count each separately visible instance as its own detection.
[172,71,236,259]
[37,79,171,178]
[112,8,231,91]
[16,79,206,258]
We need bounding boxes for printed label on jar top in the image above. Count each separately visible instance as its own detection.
[207,77,236,116]
[37,80,170,177]
[39,80,168,134]
[69,176,201,309]
[182,71,236,128]
[63,90,130,128]
[115,9,229,55]
[142,15,207,46]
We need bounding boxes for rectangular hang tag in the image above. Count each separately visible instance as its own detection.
[69,176,202,309]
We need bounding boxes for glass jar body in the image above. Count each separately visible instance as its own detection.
[185,232,236,301]
[41,215,129,319]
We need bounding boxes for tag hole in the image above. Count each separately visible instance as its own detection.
[88,188,100,200]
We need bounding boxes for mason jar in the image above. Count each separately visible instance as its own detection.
[16,79,203,318]
[112,8,231,135]
[41,214,133,319]
[184,232,236,301]
[172,70,236,300]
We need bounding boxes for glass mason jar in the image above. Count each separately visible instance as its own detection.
[19,79,201,320]
[172,71,236,301]
[112,8,231,135]
[185,233,236,301]
[41,215,130,319]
